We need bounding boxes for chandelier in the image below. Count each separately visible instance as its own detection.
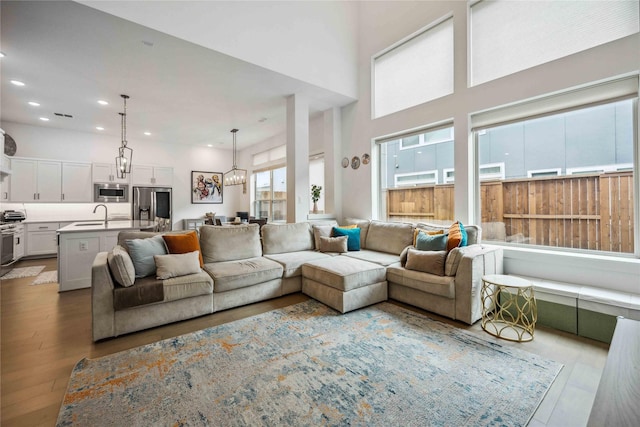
[224,128,247,193]
[115,94,133,179]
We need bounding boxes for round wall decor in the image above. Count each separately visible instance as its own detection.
[351,156,361,170]
[342,157,349,168]
[362,153,370,165]
[4,133,17,156]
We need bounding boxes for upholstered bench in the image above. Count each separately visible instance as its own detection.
[301,257,388,313]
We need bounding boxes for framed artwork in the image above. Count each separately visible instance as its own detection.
[191,171,223,204]
[351,156,361,170]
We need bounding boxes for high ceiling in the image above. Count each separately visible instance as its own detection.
[0,1,356,150]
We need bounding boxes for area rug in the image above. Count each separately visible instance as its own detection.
[0,265,45,279]
[56,300,562,426]
[31,270,58,285]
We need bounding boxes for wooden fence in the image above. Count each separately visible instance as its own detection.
[386,172,634,253]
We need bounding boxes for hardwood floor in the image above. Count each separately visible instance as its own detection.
[1,257,609,426]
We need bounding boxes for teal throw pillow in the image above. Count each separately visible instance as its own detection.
[415,231,448,251]
[126,235,168,278]
[332,227,361,251]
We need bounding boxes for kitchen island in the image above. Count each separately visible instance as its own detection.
[57,220,156,292]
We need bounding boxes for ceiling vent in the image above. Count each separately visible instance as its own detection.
[54,112,73,118]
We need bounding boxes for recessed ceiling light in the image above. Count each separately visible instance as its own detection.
[258,117,267,123]
[97,100,109,105]
[28,101,40,107]
[144,132,151,136]
[39,117,50,121]
[96,126,105,131]
[10,80,25,86]
[207,144,213,147]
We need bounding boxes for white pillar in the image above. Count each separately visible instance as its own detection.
[323,107,342,219]
[286,94,310,223]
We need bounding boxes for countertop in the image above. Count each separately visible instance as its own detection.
[57,220,157,233]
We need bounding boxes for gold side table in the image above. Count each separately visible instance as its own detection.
[481,274,537,342]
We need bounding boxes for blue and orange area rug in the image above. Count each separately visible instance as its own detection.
[56,300,562,426]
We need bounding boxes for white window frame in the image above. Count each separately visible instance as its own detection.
[566,163,633,175]
[399,127,454,151]
[394,170,438,187]
[527,168,562,178]
[479,162,505,181]
[443,168,455,184]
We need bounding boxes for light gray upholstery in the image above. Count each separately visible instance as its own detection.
[343,218,371,249]
[365,220,414,254]
[163,271,213,302]
[302,257,386,292]
[204,257,283,292]
[261,222,314,254]
[342,249,400,267]
[199,224,262,263]
[264,251,331,278]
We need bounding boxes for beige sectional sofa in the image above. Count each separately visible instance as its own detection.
[91,220,503,341]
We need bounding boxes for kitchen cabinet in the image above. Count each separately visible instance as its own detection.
[62,162,92,202]
[0,155,9,201]
[131,165,173,186]
[92,162,129,184]
[9,158,62,202]
[14,223,25,260]
[26,222,59,256]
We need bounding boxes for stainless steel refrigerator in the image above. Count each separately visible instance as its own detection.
[132,186,172,231]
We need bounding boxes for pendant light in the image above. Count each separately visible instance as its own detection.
[115,94,133,179]
[224,128,247,193]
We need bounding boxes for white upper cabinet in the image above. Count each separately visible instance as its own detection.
[10,158,62,202]
[131,165,173,186]
[92,162,129,184]
[1,155,10,200]
[62,162,92,202]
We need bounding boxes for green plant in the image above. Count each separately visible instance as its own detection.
[311,184,322,203]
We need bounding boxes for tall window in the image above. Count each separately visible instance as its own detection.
[309,155,324,213]
[477,99,636,254]
[373,15,453,118]
[379,125,454,225]
[470,0,639,86]
[253,166,286,222]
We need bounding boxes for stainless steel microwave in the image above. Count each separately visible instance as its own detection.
[94,183,129,203]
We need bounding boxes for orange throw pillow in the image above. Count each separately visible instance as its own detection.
[162,231,203,267]
[446,221,467,252]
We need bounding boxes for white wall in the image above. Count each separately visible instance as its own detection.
[81,1,359,99]
[342,1,640,292]
[1,121,242,228]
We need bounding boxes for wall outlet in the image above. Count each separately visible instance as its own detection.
[79,241,88,251]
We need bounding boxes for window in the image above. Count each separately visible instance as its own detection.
[477,99,636,254]
[309,155,325,213]
[373,15,453,118]
[470,0,639,86]
[252,145,286,167]
[253,166,286,222]
[378,125,454,224]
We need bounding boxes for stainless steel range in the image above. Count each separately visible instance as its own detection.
[1,210,26,277]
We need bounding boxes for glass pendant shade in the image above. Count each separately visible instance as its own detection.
[224,128,247,193]
[115,94,133,178]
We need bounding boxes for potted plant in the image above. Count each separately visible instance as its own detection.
[311,184,322,214]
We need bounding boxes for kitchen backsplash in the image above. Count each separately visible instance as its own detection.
[2,202,131,221]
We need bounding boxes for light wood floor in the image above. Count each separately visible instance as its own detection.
[1,257,609,427]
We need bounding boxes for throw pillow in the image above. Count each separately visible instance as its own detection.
[107,245,136,287]
[312,225,334,250]
[126,235,167,278]
[415,231,448,251]
[162,231,204,267]
[332,227,361,251]
[405,248,447,276]
[318,235,348,253]
[154,251,201,280]
[446,221,468,252]
[412,228,444,246]
[336,224,358,230]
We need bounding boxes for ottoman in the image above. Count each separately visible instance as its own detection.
[301,257,388,313]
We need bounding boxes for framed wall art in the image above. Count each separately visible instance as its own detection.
[192,171,223,204]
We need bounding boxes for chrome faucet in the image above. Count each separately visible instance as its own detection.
[93,204,108,224]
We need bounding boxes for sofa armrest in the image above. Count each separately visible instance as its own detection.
[453,245,504,325]
[92,251,116,341]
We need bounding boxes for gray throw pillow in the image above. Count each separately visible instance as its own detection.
[415,231,448,251]
[154,251,201,280]
[107,245,136,287]
[312,225,334,250]
[318,235,348,253]
[405,248,447,276]
[126,235,167,278]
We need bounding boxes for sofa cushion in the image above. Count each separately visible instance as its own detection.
[405,249,447,276]
[301,257,386,292]
[203,257,283,292]
[154,251,201,280]
[199,224,262,263]
[386,265,455,298]
[162,231,203,267]
[319,236,348,253]
[264,251,331,278]
[113,276,164,310]
[162,271,213,302]
[312,225,334,250]
[412,228,444,246]
[344,218,370,249]
[126,235,168,278]
[417,223,481,245]
[342,249,401,267]
[332,227,361,251]
[415,232,448,251]
[447,221,468,252]
[365,221,414,255]
[107,245,136,287]
[262,222,314,254]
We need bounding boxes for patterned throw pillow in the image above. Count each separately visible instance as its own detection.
[162,231,204,267]
[446,221,468,252]
[415,231,448,251]
[332,227,361,251]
